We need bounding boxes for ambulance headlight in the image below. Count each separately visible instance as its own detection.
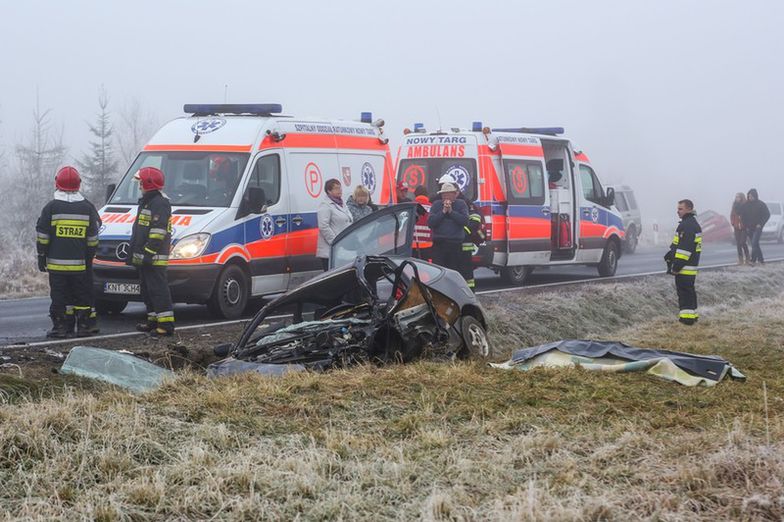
[171,233,211,259]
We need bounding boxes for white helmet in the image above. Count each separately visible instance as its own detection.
[438,173,457,185]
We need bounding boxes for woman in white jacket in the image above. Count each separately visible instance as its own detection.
[316,178,353,270]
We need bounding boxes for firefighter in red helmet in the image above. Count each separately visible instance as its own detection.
[36,166,102,338]
[128,167,175,336]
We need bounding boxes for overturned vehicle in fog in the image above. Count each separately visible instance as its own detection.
[209,204,492,376]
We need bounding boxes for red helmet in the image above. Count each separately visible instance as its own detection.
[55,166,81,192]
[134,166,165,191]
[209,155,230,177]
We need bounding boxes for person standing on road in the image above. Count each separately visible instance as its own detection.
[346,185,374,222]
[460,201,485,290]
[664,199,702,325]
[317,178,353,271]
[730,192,749,265]
[128,167,175,336]
[413,185,433,262]
[428,182,468,273]
[36,166,101,338]
[742,188,770,266]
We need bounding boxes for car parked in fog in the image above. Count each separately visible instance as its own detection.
[608,185,642,253]
[762,201,783,243]
[697,210,733,243]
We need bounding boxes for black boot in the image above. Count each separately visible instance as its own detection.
[46,315,69,339]
[87,308,100,334]
[152,322,175,337]
[136,314,157,333]
[75,309,93,337]
[63,308,76,337]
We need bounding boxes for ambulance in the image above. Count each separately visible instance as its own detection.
[94,104,395,318]
[396,123,624,284]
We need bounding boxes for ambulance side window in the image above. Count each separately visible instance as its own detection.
[248,154,281,205]
[503,160,545,205]
[579,165,605,206]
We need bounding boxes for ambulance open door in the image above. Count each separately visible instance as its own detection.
[502,158,552,267]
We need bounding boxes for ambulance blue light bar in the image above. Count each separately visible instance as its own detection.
[492,127,565,136]
[472,121,482,132]
[414,123,425,132]
[183,104,283,116]
[360,112,372,123]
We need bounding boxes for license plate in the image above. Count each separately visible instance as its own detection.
[104,282,141,295]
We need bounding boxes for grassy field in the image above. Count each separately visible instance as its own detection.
[1,266,783,520]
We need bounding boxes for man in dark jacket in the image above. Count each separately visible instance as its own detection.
[128,167,175,336]
[428,182,468,273]
[36,166,101,338]
[664,199,702,325]
[741,188,770,265]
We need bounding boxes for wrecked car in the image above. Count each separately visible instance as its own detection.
[209,204,492,376]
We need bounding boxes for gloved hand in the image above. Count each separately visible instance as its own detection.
[142,253,154,266]
[37,255,47,273]
[663,251,673,262]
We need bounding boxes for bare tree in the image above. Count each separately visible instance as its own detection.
[116,98,158,171]
[3,95,67,246]
[77,86,119,202]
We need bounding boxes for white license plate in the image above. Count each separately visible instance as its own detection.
[104,282,141,295]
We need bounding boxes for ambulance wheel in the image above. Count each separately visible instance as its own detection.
[459,316,495,360]
[623,227,638,254]
[598,240,619,277]
[501,265,530,286]
[207,264,249,319]
[95,299,127,315]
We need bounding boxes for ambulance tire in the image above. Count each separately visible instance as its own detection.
[623,226,638,254]
[207,264,250,319]
[597,240,619,277]
[459,315,495,360]
[501,265,531,286]
[95,299,128,315]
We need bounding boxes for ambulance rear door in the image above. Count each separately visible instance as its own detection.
[575,159,610,262]
[283,127,341,287]
[499,142,551,266]
[240,150,291,294]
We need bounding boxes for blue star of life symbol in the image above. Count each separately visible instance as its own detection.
[446,165,470,191]
[361,162,376,194]
[191,117,227,135]
[260,214,275,239]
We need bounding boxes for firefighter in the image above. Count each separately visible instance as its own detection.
[664,199,702,325]
[128,167,175,336]
[36,166,100,338]
[460,201,484,290]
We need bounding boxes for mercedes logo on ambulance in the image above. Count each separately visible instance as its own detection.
[115,242,130,261]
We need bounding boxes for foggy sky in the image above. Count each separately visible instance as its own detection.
[1,0,783,227]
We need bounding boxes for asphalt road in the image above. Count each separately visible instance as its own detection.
[2,242,783,345]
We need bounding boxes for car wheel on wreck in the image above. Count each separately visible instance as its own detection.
[459,316,494,360]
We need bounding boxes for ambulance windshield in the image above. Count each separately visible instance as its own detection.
[110,152,250,207]
[397,158,477,201]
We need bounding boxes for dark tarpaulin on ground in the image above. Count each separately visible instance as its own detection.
[491,340,746,386]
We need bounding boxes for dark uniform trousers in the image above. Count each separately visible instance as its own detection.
[139,265,174,324]
[49,272,91,319]
[675,274,697,324]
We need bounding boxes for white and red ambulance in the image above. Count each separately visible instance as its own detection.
[94,104,395,318]
[396,123,624,284]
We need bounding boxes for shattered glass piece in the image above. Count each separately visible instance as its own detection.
[207,357,306,378]
[60,346,172,393]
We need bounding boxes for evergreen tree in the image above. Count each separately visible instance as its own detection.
[78,87,119,203]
